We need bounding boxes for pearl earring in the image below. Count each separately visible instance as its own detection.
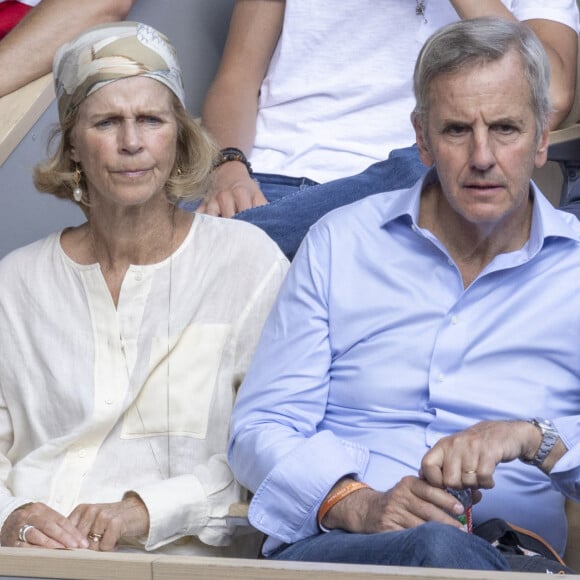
[73,165,83,203]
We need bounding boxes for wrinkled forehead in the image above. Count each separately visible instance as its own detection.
[54,21,185,122]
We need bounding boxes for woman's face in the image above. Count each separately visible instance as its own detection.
[70,76,178,209]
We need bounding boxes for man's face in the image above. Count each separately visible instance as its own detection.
[414,50,549,230]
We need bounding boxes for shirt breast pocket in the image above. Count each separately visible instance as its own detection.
[122,323,231,440]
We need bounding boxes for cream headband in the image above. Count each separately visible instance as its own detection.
[53,21,185,122]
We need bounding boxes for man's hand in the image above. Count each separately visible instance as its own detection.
[321,476,468,533]
[1,502,89,549]
[67,493,150,552]
[421,420,542,490]
[197,163,268,217]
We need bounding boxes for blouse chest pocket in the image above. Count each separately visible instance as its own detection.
[122,323,231,440]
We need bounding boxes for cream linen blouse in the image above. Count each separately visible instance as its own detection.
[0,214,288,555]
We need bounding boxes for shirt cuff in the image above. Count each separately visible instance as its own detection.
[130,475,210,551]
[248,430,369,545]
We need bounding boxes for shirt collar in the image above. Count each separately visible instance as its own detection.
[380,168,580,256]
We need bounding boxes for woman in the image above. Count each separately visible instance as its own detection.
[0,22,288,555]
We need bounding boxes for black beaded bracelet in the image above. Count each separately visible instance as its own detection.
[214,147,253,175]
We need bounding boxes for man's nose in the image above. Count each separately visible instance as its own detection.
[470,130,495,171]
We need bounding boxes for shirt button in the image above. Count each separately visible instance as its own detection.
[448,258,453,266]
[78,449,87,458]
[437,373,445,382]
[105,399,113,405]
[451,315,458,325]
[135,271,143,281]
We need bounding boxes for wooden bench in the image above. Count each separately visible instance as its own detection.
[0,546,573,580]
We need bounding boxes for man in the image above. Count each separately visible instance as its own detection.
[228,18,580,571]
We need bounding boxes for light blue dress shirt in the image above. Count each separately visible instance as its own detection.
[229,172,580,556]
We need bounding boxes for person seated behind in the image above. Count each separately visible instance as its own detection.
[0,0,136,96]
[0,22,288,555]
[0,0,36,40]
[197,0,579,260]
[228,17,580,571]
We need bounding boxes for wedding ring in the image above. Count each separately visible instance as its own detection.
[18,524,34,543]
[88,532,103,542]
[463,469,477,475]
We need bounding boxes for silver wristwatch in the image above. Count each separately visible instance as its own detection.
[523,417,559,467]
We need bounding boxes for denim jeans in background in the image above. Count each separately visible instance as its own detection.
[180,145,426,260]
[232,144,427,260]
[268,523,510,571]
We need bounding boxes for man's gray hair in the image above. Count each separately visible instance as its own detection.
[413,17,552,136]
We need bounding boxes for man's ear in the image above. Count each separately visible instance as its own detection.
[533,125,550,169]
[412,112,434,167]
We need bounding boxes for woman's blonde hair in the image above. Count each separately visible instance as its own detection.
[34,93,218,206]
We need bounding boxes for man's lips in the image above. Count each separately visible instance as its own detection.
[463,181,505,191]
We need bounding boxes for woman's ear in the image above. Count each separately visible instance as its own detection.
[69,129,79,163]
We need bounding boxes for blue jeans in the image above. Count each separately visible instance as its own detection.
[268,523,510,570]
[560,187,580,218]
[233,145,426,260]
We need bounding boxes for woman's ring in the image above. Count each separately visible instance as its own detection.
[88,532,103,542]
[463,469,477,475]
[18,524,34,543]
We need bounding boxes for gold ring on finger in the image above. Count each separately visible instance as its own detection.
[88,532,103,542]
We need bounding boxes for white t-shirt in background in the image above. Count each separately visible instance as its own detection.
[251,0,579,183]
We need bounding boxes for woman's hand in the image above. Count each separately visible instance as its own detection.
[1,502,89,549]
[67,493,150,552]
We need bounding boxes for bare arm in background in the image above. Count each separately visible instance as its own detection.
[0,0,136,97]
[451,0,578,129]
[199,0,284,217]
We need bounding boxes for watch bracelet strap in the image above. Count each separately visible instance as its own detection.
[214,147,253,175]
[524,418,559,467]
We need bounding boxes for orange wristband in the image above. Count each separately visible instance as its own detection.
[317,481,370,527]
